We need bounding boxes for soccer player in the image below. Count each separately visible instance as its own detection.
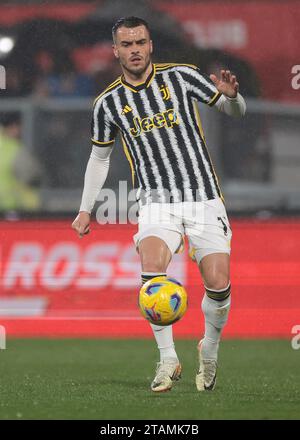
[72,16,246,392]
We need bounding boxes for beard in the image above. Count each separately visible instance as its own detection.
[121,56,151,78]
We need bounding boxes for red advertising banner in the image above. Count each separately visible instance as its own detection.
[0,220,300,338]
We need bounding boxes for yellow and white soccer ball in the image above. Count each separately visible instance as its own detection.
[139,276,188,326]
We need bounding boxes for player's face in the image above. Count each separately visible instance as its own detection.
[113,25,153,77]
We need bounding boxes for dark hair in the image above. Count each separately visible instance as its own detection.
[112,16,150,41]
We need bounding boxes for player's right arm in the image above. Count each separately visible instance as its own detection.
[72,96,118,238]
[72,145,113,237]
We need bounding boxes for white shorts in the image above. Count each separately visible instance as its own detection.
[133,197,232,263]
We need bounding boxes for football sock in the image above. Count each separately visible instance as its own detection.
[201,283,231,361]
[141,272,178,362]
[150,323,178,361]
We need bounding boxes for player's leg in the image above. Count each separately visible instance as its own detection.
[197,252,231,388]
[200,252,231,359]
[138,235,182,392]
[138,232,182,363]
[134,202,184,392]
[185,197,232,391]
[134,203,184,361]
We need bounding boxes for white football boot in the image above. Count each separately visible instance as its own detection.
[151,358,182,392]
[195,340,217,391]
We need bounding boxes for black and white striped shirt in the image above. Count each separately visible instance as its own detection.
[91,63,223,204]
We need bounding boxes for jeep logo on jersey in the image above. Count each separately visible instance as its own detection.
[130,109,179,137]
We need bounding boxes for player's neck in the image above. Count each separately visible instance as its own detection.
[122,63,153,86]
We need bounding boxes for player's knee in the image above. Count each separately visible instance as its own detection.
[204,272,229,291]
[141,255,168,273]
[139,237,171,272]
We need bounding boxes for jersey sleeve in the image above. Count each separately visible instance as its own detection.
[180,65,222,106]
[91,97,118,147]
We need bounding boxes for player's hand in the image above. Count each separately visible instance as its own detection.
[71,211,91,238]
[209,70,239,98]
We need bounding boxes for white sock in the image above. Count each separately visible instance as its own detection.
[150,323,178,362]
[201,290,231,361]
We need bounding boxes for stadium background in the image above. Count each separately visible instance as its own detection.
[0,0,299,340]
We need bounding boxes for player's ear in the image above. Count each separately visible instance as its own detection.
[150,40,153,54]
[112,44,119,59]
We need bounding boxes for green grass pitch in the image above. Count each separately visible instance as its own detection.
[0,339,299,420]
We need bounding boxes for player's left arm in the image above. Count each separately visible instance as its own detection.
[209,69,246,117]
[181,65,246,117]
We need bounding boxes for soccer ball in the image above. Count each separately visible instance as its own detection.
[138,276,188,326]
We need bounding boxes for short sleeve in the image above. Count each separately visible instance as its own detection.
[179,65,222,107]
[91,97,118,147]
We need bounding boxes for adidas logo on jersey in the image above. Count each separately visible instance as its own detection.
[121,105,132,115]
[130,108,180,137]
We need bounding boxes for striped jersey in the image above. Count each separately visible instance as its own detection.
[91,63,223,204]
